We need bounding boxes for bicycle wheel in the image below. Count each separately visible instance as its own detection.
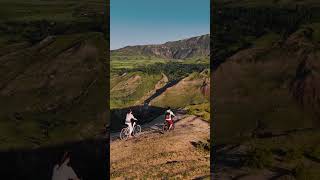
[133,125,141,136]
[120,128,129,140]
[162,123,169,133]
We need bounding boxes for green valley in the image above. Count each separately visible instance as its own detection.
[110,35,210,127]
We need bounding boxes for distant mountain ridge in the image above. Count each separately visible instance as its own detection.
[113,34,210,59]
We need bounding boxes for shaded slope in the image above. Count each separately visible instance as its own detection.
[0,1,109,179]
[0,32,108,149]
[212,2,320,179]
[214,28,320,140]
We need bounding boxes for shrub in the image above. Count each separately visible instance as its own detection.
[283,148,303,163]
[293,163,320,180]
[243,148,273,168]
[191,140,210,152]
[307,145,320,161]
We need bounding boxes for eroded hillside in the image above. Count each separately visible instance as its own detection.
[0,0,108,179]
[212,2,320,179]
[112,34,210,59]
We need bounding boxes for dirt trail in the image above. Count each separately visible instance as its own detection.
[110,115,210,179]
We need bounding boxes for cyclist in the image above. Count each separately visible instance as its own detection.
[125,109,137,137]
[165,107,176,130]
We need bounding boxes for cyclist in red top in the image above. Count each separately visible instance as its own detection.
[165,107,175,130]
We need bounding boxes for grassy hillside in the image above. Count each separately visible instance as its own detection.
[110,37,210,134]
[0,0,107,150]
[213,1,320,178]
[110,44,209,110]
[0,0,108,179]
[0,0,105,21]
[213,1,320,142]
[110,72,162,109]
[0,33,108,150]
[150,71,209,108]
[111,115,210,179]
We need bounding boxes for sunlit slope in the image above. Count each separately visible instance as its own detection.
[150,71,210,108]
[111,115,210,179]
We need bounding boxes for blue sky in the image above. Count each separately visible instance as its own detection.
[111,0,210,50]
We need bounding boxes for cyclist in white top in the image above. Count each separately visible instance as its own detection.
[125,109,137,137]
[52,151,80,180]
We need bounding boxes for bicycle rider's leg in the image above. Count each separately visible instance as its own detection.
[132,121,136,129]
[131,121,136,136]
[165,120,169,128]
[168,120,173,130]
[125,123,133,137]
[128,123,133,137]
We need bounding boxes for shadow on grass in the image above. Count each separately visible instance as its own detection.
[144,78,183,104]
[191,140,210,151]
[0,138,109,180]
[213,144,246,169]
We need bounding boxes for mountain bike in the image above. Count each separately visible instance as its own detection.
[162,120,175,133]
[120,120,141,140]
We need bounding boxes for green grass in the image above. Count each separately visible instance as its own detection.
[293,163,320,180]
[307,145,320,161]
[283,148,304,163]
[111,57,167,70]
[185,103,210,122]
[301,23,320,42]
[252,32,281,48]
[147,71,209,108]
[0,0,104,22]
[110,51,209,109]
[0,33,107,150]
[182,57,210,65]
[110,72,162,109]
[243,147,273,169]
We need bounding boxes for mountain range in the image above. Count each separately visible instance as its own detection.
[112,34,210,59]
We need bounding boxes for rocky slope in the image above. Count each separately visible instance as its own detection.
[113,34,210,59]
